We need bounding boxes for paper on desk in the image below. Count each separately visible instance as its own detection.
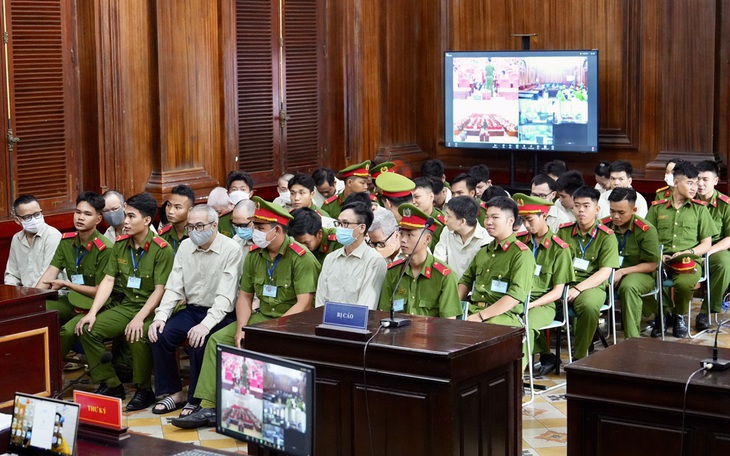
[0,412,10,431]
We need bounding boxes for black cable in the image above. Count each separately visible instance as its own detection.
[363,323,386,456]
[679,366,707,456]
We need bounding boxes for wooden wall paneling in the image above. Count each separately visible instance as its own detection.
[355,0,381,166]
[716,0,730,194]
[220,0,240,183]
[145,0,220,201]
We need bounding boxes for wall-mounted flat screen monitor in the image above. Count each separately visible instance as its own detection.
[445,50,599,153]
[216,345,314,456]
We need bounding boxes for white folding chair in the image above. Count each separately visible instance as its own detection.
[569,270,617,349]
[687,252,712,338]
[640,245,665,339]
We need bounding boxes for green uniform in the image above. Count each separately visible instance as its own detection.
[459,233,535,368]
[702,191,730,313]
[194,236,321,408]
[646,198,718,315]
[557,221,619,359]
[655,186,673,201]
[602,215,661,338]
[217,211,234,238]
[78,230,174,389]
[477,200,488,227]
[321,194,345,219]
[49,231,113,355]
[378,253,462,318]
[157,224,188,254]
[516,230,574,356]
[427,208,447,251]
[312,227,343,264]
[311,203,331,218]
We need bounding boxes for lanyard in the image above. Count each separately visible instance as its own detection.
[577,231,596,259]
[75,246,87,270]
[530,235,539,259]
[616,230,631,255]
[130,248,145,277]
[266,255,282,283]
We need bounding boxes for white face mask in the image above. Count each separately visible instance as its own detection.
[189,228,214,247]
[252,227,275,249]
[278,191,291,205]
[21,215,45,234]
[664,173,674,187]
[229,190,250,205]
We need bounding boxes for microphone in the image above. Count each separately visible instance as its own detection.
[54,351,113,399]
[700,319,730,371]
[382,217,435,328]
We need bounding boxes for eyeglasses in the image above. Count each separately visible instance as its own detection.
[530,192,552,200]
[333,220,362,229]
[231,221,252,229]
[366,229,396,249]
[184,222,215,232]
[16,211,43,222]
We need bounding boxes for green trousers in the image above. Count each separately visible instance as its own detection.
[707,250,730,313]
[46,297,76,326]
[664,268,701,316]
[486,311,529,371]
[195,312,270,408]
[617,273,656,339]
[527,302,556,358]
[78,304,153,389]
[571,287,606,360]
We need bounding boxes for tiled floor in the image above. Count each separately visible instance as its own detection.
[61,302,730,455]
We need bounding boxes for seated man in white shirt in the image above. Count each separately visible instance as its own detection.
[531,174,568,233]
[554,170,584,225]
[367,207,403,263]
[597,160,648,219]
[102,190,126,243]
[316,202,387,310]
[433,196,492,279]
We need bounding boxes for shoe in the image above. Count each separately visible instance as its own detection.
[695,313,710,331]
[650,315,665,338]
[94,383,126,400]
[170,407,217,429]
[126,388,156,411]
[673,315,688,338]
[537,354,558,376]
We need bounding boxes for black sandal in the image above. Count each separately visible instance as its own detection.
[152,396,186,415]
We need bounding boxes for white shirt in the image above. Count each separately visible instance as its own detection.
[4,223,62,287]
[104,224,156,244]
[155,234,244,330]
[315,241,387,310]
[432,224,492,279]
[597,188,648,219]
[547,204,573,233]
[313,178,345,207]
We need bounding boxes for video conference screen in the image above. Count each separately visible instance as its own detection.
[216,345,314,456]
[444,50,599,153]
[9,394,80,456]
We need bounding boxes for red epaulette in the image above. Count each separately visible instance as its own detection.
[249,244,259,252]
[93,237,107,251]
[158,224,172,235]
[432,261,451,276]
[597,224,614,235]
[515,230,528,237]
[479,201,488,210]
[634,218,650,232]
[116,234,130,242]
[289,242,306,256]
[324,194,339,205]
[436,214,446,225]
[718,194,730,205]
[62,232,77,240]
[327,233,338,242]
[652,199,667,206]
[514,240,529,251]
[692,198,708,206]
[552,235,569,249]
[559,221,575,229]
[152,236,169,249]
[369,193,378,202]
[600,216,612,225]
[388,258,406,269]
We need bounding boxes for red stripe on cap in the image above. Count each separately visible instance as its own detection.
[400,215,436,232]
[341,167,370,178]
[252,207,290,226]
[518,204,550,214]
[382,190,413,198]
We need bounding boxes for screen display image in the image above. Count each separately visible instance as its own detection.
[445,50,599,153]
[9,394,80,456]
[217,346,314,456]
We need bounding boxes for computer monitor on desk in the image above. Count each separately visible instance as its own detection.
[216,345,314,456]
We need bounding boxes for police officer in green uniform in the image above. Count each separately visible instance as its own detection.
[412,177,447,250]
[157,184,195,253]
[646,161,717,337]
[459,196,536,369]
[75,193,174,411]
[172,197,321,429]
[378,204,461,318]
[695,160,730,330]
[288,207,342,264]
[369,161,395,203]
[603,188,661,339]
[375,171,416,222]
[557,186,619,359]
[36,192,113,356]
[513,194,574,373]
[321,160,371,218]
[451,173,488,226]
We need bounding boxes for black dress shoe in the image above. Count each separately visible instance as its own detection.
[650,315,665,338]
[170,408,217,429]
[95,383,126,400]
[537,353,558,376]
[126,388,156,412]
[673,315,688,338]
[695,312,710,331]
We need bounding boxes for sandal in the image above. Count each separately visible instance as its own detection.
[178,403,201,418]
[152,396,186,415]
[63,362,85,372]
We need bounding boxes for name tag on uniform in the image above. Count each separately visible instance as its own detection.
[127,277,141,289]
[618,256,624,267]
[534,265,542,276]
[71,274,84,285]
[393,298,405,312]
[263,284,278,298]
[573,258,590,271]
[491,280,508,294]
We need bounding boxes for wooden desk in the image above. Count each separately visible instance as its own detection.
[566,338,730,456]
[0,285,60,409]
[244,308,524,456]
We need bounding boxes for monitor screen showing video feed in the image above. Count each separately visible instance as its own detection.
[444,50,599,153]
[216,345,314,456]
[8,393,80,456]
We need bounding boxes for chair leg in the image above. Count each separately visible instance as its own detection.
[595,326,609,348]
[554,328,562,376]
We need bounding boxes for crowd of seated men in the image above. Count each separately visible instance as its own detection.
[4,156,729,427]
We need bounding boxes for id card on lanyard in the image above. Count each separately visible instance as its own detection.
[263,255,282,298]
[71,246,87,284]
[127,247,144,289]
